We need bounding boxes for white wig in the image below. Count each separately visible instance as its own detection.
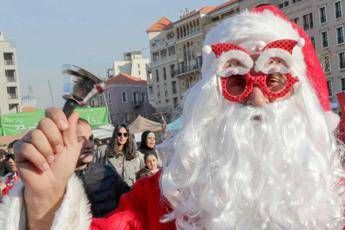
[160,8,345,230]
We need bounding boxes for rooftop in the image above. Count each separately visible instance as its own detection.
[146,17,173,33]
[107,72,147,85]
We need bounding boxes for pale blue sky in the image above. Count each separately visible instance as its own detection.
[0,0,226,109]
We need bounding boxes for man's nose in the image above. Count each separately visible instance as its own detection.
[246,86,269,107]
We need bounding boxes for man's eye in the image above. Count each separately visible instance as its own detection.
[77,137,84,142]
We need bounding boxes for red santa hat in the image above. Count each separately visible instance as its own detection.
[252,4,331,112]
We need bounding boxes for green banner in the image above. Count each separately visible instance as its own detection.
[0,109,44,136]
[75,107,109,128]
[0,107,109,136]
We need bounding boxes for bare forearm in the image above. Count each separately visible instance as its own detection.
[25,187,65,230]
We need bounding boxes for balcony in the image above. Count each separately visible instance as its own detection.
[8,93,18,99]
[6,76,16,82]
[4,59,14,65]
[173,64,201,77]
[6,70,16,82]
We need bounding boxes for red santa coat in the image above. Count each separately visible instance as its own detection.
[91,171,176,230]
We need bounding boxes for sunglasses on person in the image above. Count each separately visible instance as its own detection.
[117,132,129,137]
[5,154,15,161]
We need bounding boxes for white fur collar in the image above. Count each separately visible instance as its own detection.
[0,175,92,230]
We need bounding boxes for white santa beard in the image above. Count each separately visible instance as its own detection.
[161,95,345,230]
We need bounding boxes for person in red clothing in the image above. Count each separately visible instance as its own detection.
[3,4,345,230]
[0,152,19,199]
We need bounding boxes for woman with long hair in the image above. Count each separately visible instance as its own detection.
[96,124,140,186]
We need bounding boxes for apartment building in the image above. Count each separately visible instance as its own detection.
[0,32,21,114]
[146,17,179,115]
[146,7,217,117]
[113,50,149,80]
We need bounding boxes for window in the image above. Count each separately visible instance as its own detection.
[163,67,167,81]
[108,92,112,104]
[99,95,103,106]
[327,80,333,97]
[319,6,327,24]
[142,92,146,102]
[170,64,175,77]
[338,51,345,70]
[303,13,313,30]
[3,53,14,65]
[292,0,302,3]
[322,56,331,73]
[341,78,345,91]
[7,87,17,99]
[122,92,127,103]
[164,83,168,97]
[310,36,315,47]
[321,31,329,48]
[336,26,344,44]
[278,1,289,9]
[168,46,175,56]
[5,69,15,82]
[155,69,159,82]
[160,49,167,59]
[152,52,159,62]
[173,97,178,108]
[133,92,140,104]
[157,85,160,98]
[335,1,342,19]
[148,86,153,99]
[172,81,177,94]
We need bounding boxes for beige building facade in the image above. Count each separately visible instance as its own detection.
[113,50,149,81]
[0,32,21,114]
[146,17,179,116]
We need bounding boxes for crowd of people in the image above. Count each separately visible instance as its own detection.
[0,120,161,218]
[1,4,345,230]
[0,141,20,201]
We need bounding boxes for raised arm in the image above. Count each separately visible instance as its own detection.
[14,108,82,229]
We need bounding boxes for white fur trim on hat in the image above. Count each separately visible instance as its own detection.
[255,48,293,74]
[297,38,305,47]
[203,45,212,55]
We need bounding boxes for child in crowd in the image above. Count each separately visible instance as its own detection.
[136,152,160,179]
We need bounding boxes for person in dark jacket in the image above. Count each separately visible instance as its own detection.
[75,118,130,217]
[0,149,7,178]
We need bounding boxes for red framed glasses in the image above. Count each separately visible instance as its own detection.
[220,72,299,102]
[211,40,301,103]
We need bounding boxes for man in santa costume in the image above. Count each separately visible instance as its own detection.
[2,4,345,230]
